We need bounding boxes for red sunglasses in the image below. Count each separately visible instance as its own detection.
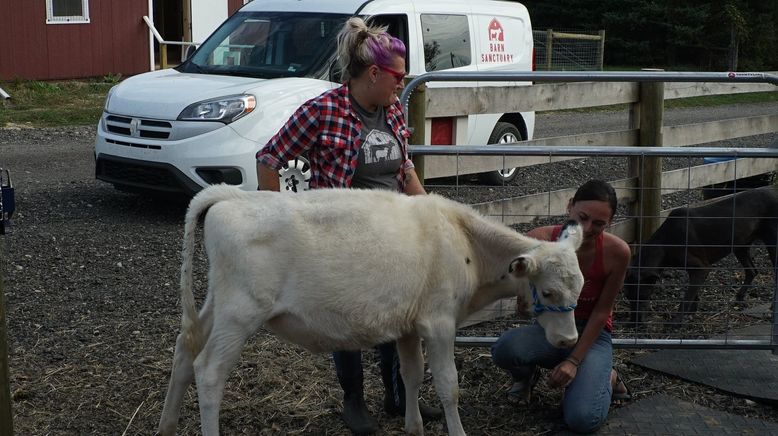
[376,64,406,84]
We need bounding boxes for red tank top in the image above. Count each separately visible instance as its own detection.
[551,225,612,332]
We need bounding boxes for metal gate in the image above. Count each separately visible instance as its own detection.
[399,71,778,353]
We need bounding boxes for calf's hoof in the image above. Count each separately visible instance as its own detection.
[386,401,443,421]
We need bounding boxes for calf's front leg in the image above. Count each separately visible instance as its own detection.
[422,320,465,436]
[396,334,425,435]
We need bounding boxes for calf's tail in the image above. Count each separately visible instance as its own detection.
[179,184,247,354]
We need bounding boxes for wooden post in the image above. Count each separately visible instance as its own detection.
[0,238,13,436]
[627,101,641,246]
[545,29,554,70]
[161,44,169,70]
[408,83,427,183]
[183,0,192,43]
[728,24,739,71]
[632,70,665,244]
[598,30,606,70]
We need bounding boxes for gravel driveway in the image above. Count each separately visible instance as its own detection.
[1,102,777,435]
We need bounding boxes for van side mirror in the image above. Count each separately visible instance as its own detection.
[328,58,343,84]
[184,45,197,61]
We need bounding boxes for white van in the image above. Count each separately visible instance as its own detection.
[94,0,534,195]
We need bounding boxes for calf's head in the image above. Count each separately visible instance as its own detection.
[513,221,585,348]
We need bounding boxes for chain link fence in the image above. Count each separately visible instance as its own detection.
[534,29,605,71]
[411,146,778,352]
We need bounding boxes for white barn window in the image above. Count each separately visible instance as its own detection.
[46,0,90,24]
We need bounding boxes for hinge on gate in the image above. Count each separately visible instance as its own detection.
[0,168,14,235]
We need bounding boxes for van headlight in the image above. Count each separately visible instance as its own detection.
[178,94,257,124]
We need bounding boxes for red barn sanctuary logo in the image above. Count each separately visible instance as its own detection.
[483,18,513,63]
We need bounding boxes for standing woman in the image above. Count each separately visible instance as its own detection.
[256,17,434,434]
[491,179,632,434]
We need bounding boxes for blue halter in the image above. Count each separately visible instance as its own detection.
[531,284,577,314]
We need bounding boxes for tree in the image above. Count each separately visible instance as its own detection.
[517,0,778,70]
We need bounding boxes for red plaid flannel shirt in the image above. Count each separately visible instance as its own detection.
[256,84,413,191]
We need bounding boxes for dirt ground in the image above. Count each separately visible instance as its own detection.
[1,125,777,435]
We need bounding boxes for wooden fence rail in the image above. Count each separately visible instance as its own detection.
[408,72,778,244]
[404,70,778,329]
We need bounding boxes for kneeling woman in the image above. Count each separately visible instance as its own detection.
[491,179,632,433]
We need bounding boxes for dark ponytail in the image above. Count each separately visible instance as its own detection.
[572,179,617,218]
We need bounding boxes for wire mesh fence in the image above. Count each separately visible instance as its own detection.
[533,29,605,71]
[412,146,778,351]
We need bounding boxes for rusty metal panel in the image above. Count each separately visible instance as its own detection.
[0,2,12,79]
[228,0,245,15]
[0,0,49,80]
[0,0,149,80]
[105,0,149,76]
[47,23,92,78]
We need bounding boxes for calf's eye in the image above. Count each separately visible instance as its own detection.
[542,290,553,298]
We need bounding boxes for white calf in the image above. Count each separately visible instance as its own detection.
[158,185,584,436]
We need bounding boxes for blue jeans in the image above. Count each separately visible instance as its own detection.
[491,321,613,434]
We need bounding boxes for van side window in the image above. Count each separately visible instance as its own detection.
[420,14,471,71]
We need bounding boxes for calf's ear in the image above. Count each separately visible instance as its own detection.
[509,256,536,277]
[558,220,583,250]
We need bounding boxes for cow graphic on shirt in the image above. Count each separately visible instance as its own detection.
[363,130,401,164]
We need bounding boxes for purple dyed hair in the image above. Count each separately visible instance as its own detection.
[365,32,406,67]
[337,17,406,82]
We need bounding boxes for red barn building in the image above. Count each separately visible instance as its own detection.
[0,0,245,81]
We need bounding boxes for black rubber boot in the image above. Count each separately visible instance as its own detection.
[384,390,444,420]
[418,403,444,420]
[335,350,378,435]
[378,343,443,421]
[342,391,379,435]
[379,342,403,416]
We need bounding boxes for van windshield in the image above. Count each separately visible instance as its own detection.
[178,12,349,80]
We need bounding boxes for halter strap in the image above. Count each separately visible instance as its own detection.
[531,284,577,314]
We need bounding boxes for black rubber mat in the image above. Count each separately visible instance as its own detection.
[742,303,772,320]
[630,325,778,402]
[556,393,778,435]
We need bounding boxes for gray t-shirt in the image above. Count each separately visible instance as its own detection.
[350,97,402,191]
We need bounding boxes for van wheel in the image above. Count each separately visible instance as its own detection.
[478,122,524,185]
[279,156,311,193]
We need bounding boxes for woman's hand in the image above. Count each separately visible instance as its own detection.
[549,359,578,388]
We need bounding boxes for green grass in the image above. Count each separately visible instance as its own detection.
[1,75,776,128]
[664,90,778,108]
[555,65,778,112]
[0,77,119,128]
[541,90,778,114]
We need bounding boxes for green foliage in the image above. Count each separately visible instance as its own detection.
[28,81,62,94]
[101,73,123,84]
[0,79,117,128]
[520,0,778,70]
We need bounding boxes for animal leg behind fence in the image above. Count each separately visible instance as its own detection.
[733,247,757,302]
